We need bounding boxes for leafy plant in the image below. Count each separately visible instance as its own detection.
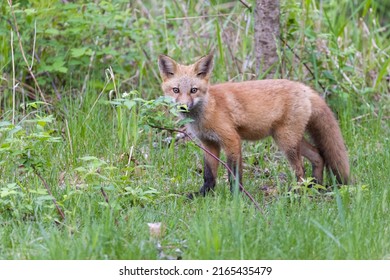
[0,113,63,220]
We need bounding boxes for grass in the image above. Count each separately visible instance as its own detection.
[0,0,389,260]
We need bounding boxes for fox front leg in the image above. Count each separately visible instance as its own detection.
[198,141,221,196]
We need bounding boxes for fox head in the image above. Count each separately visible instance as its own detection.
[158,52,214,116]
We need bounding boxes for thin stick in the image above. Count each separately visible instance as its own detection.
[31,20,37,69]
[65,119,73,156]
[150,124,263,213]
[33,167,66,221]
[100,187,109,204]
[125,146,134,177]
[7,0,48,105]
[11,29,16,125]
[167,14,240,21]
[83,68,112,124]
[81,37,98,96]
[280,36,326,93]
[239,0,252,11]
[351,113,370,121]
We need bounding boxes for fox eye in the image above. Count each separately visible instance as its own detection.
[172,87,180,94]
[190,88,198,94]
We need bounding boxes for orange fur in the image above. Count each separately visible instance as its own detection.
[158,53,349,195]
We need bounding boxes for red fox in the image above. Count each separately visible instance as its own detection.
[158,52,349,196]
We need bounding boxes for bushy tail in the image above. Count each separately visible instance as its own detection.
[308,95,350,184]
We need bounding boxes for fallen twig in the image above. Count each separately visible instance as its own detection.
[100,187,109,204]
[33,167,66,221]
[239,0,252,11]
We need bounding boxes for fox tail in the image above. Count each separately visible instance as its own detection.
[308,95,350,184]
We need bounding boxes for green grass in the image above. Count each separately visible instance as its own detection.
[0,0,389,260]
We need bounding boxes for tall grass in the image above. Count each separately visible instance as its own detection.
[0,0,389,259]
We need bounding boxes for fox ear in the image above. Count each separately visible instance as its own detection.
[158,55,178,80]
[194,52,214,79]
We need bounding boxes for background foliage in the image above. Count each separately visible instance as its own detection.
[0,0,389,259]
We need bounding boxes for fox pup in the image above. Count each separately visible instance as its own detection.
[158,52,349,196]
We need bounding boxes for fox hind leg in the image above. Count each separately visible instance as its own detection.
[300,138,324,184]
[273,130,305,182]
[223,134,243,193]
[284,146,305,182]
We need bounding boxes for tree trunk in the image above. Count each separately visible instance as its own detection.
[254,0,280,78]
